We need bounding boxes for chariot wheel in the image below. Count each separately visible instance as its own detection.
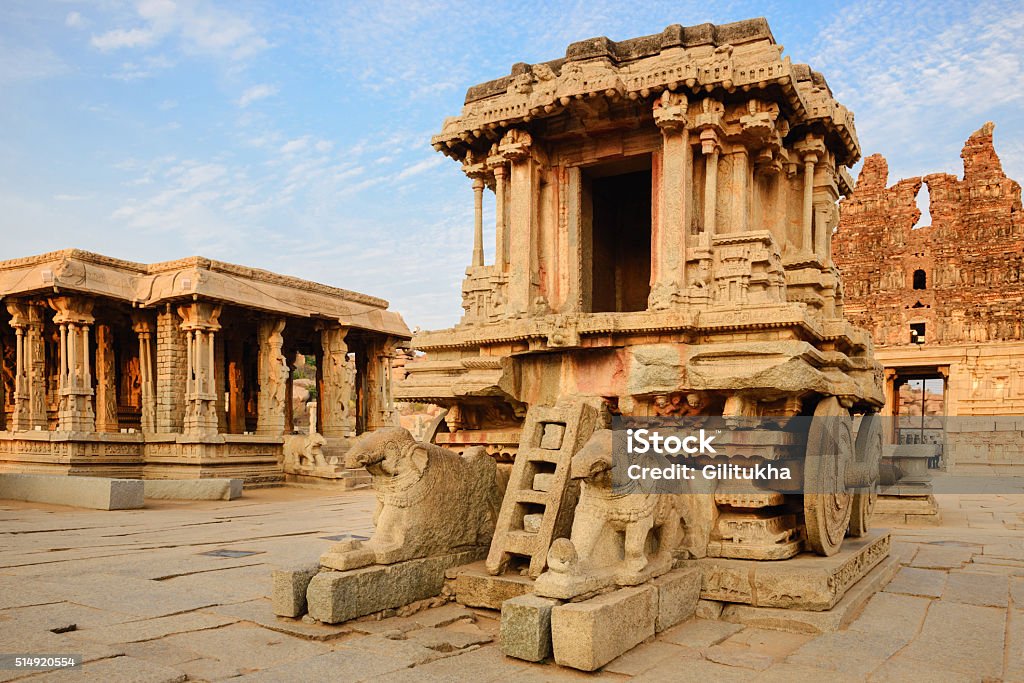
[848,412,883,537]
[803,396,854,556]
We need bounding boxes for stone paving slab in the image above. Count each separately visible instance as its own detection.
[75,610,238,644]
[26,656,186,683]
[882,566,947,597]
[942,570,1010,607]
[159,622,331,671]
[893,601,1007,679]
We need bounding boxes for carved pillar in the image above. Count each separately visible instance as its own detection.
[155,306,185,433]
[651,90,690,309]
[49,296,95,432]
[471,177,485,267]
[498,129,535,316]
[256,317,287,436]
[732,147,750,233]
[363,336,397,431]
[131,313,156,433]
[6,301,48,431]
[493,164,509,270]
[226,338,246,434]
[701,134,721,240]
[319,324,353,438]
[177,302,222,437]
[795,136,825,257]
[94,324,118,432]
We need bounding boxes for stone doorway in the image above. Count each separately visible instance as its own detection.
[582,157,652,313]
[894,372,946,468]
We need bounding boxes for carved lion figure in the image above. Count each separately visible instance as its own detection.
[534,429,686,599]
[319,427,503,571]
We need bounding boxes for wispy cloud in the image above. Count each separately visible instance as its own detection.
[238,83,278,107]
[90,0,268,61]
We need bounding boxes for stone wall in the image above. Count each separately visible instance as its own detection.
[834,123,1023,348]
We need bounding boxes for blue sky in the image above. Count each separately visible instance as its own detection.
[2,0,1022,329]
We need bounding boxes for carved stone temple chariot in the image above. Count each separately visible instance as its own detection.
[288,18,893,672]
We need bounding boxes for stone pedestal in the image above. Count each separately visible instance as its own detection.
[305,550,481,624]
[450,561,535,609]
[695,530,890,611]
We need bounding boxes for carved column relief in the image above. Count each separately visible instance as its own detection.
[177,302,222,437]
[650,90,690,310]
[731,147,750,233]
[226,338,246,434]
[493,164,509,271]
[363,336,398,431]
[94,324,118,432]
[499,128,536,316]
[471,177,485,268]
[795,136,826,258]
[5,301,48,431]
[49,296,95,432]
[131,313,156,433]
[319,324,353,438]
[256,317,287,436]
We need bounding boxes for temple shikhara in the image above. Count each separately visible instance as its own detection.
[0,250,410,484]
[834,123,1024,474]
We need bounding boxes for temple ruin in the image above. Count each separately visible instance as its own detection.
[0,250,410,485]
[834,123,1024,474]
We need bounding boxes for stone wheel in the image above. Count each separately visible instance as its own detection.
[803,396,854,556]
[848,413,883,537]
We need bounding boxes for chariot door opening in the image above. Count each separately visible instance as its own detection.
[581,157,652,313]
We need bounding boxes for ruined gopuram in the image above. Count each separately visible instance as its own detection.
[393,19,886,664]
[0,250,410,485]
[834,123,1024,473]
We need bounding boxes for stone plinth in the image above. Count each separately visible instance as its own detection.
[551,585,656,671]
[874,492,941,526]
[450,561,535,609]
[142,478,243,501]
[306,550,480,624]
[0,473,144,510]
[500,594,560,662]
[695,530,890,611]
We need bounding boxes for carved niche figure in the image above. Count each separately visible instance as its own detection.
[319,427,504,571]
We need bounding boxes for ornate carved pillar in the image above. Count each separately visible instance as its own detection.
[226,338,246,434]
[319,324,353,438]
[177,302,222,437]
[94,324,118,432]
[732,147,750,233]
[363,336,398,431]
[130,313,156,434]
[471,177,486,268]
[498,128,536,317]
[795,136,826,257]
[650,90,690,310]
[49,296,95,432]
[155,306,186,433]
[6,301,48,431]
[693,98,725,246]
[256,317,287,436]
[493,164,509,271]
[701,135,720,241]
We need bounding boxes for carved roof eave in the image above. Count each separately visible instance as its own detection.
[432,49,860,167]
[410,306,874,353]
[0,249,411,339]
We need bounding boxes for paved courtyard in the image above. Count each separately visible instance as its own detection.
[1,477,1022,682]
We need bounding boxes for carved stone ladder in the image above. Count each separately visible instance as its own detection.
[486,398,605,578]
